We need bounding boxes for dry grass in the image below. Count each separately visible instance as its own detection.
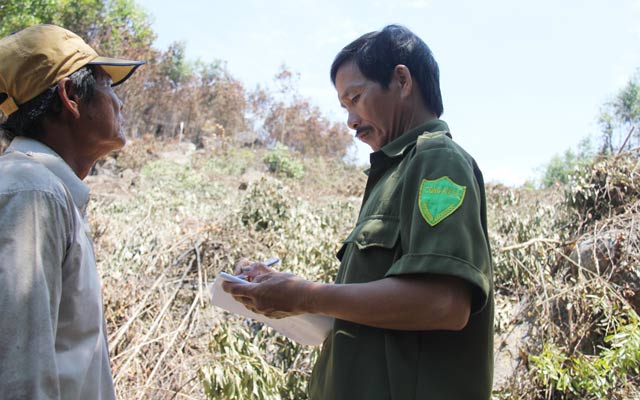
[88,137,362,399]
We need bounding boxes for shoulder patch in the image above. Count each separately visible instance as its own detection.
[418,177,466,226]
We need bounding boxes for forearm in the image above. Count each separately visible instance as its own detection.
[225,266,472,330]
[304,275,471,331]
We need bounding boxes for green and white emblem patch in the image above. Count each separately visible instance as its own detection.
[418,176,466,226]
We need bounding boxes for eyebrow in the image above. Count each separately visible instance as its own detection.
[339,86,361,108]
[339,87,354,103]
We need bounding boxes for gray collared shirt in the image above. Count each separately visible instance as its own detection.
[0,137,115,400]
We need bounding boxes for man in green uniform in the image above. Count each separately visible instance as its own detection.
[224,24,494,399]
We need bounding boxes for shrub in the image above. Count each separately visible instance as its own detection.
[487,149,640,399]
[263,144,305,178]
[239,176,293,231]
[565,152,640,230]
[199,175,357,400]
[200,325,311,400]
[530,313,640,399]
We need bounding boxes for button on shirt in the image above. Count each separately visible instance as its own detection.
[0,137,115,400]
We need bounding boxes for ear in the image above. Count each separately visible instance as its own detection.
[56,78,81,119]
[393,65,413,99]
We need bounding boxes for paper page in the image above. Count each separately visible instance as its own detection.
[209,274,333,346]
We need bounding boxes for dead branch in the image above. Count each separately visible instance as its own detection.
[500,238,564,252]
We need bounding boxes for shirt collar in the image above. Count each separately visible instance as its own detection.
[6,137,90,211]
[363,119,451,176]
[380,118,451,159]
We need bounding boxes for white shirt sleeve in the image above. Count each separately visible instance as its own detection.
[0,189,71,400]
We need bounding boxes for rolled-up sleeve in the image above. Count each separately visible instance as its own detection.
[386,147,492,314]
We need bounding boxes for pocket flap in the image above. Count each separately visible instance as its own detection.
[344,216,400,251]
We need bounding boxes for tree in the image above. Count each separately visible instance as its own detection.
[540,136,594,188]
[598,71,640,154]
[0,2,346,154]
[0,0,155,51]
[0,0,58,36]
[193,60,248,138]
[159,41,191,91]
[141,51,248,141]
[255,65,353,160]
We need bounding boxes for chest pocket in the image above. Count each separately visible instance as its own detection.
[336,216,401,283]
[346,216,399,250]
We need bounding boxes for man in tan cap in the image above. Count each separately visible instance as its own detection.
[0,24,143,399]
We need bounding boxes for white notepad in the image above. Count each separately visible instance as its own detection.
[209,273,334,346]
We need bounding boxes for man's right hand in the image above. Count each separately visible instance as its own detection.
[233,258,272,282]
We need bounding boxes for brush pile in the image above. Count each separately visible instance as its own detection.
[88,137,639,399]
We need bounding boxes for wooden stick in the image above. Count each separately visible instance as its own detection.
[500,237,563,252]
[113,245,198,384]
[195,242,204,308]
[616,125,636,156]
[138,290,200,400]
[109,243,198,350]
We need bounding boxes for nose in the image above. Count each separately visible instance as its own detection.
[347,110,360,130]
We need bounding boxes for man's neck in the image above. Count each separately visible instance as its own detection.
[39,125,98,180]
[398,89,439,135]
[398,107,438,137]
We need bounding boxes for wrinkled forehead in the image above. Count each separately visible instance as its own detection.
[335,62,367,93]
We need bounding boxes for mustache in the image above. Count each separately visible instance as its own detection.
[355,127,371,137]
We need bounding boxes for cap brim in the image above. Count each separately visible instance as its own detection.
[88,56,145,86]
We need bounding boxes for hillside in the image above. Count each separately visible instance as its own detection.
[2,3,640,398]
[87,136,639,399]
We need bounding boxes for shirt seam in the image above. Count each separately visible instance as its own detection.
[390,252,488,279]
[0,187,71,211]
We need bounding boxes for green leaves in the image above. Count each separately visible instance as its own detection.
[0,0,154,53]
[263,144,305,179]
[530,315,640,399]
[599,71,640,155]
[0,0,57,36]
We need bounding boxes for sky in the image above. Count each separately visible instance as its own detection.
[136,0,640,186]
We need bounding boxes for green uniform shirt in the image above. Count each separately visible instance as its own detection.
[308,120,494,400]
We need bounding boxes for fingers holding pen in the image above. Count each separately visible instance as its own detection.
[220,271,309,317]
[233,258,251,275]
[233,258,279,281]
[242,264,273,281]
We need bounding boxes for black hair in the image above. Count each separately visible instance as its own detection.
[0,65,97,141]
[330,24,443,117]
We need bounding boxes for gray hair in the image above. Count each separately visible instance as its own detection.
[0,66,97,141]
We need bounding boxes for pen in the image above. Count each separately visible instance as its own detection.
[263,257,280,267]
[238,257,280,280]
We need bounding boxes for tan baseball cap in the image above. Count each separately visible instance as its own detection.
[0,24,145,116]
